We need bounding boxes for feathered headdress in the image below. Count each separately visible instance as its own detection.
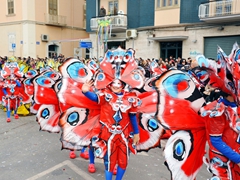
[94,47,145,90]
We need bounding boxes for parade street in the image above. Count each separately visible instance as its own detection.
[0,111,211,180]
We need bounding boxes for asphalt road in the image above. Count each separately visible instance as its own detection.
[0,111,211,180]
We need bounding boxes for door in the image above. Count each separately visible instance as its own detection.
[204,35,240,59]
[48,44,58,58]
[160,41,182,60]
[107,41,126,50]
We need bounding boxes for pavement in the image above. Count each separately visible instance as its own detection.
[0,111,212,180]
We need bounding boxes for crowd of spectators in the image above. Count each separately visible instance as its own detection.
[0,53,195,79]
[137,56,193,78]
[0,53,85,71]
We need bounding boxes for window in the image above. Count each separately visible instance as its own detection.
[168,0,172,6]
[215,0,232,16]
[225,0,232,14]
[8,0,14,14]
[157,0,160,7]
[156,0,179,8]
[49,0,57,15]
[216,1,223,15]
[163,0,167,7]
[108,0,118,15]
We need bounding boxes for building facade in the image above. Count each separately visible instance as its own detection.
[86,0,240,60]
[0,0,88,59]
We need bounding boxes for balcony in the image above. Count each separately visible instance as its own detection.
[199,0,240,23]
[45,13,67,26]
[90,14,127,32]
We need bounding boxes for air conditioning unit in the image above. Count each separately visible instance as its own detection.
[41,34,49,42]
[126,29,138,39]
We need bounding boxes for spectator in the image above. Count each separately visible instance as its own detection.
[158,59,167,72]
[169,55,175,64]
[168,60,176,69]
[177,59,187,71]
[26,56,31,65]
[52,53,58,61]
[141,59,150,78]
[187,57,192,65]
[114,5,117,15]
[176,57,182,64]
[99,6,106,17]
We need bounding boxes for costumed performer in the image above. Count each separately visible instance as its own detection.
[2,75,22,122]
[82,79,140,180]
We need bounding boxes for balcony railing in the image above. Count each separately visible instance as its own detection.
[45,13,67,26]
[199,0,240,22]
[90,14,127,31]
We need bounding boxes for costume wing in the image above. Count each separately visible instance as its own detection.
[94,70,113,90]
[16,81,31,103]
[30,103,41,114]
[136,112,164,152]
[192,67,236,100]
[99,48,140,87]
[143,76,158,92]
[36,104,61,133]
[87,59,99,74]
[99,50,116,79]
[153,70,206,130]
[25,69,38,79]
[149,60,164,76]
[59,107,101,150]
[1,62,12,78]
[1,62,24,78]
[152,70,207,179]
[32,74,58,105]
[164,129,206,180]
[121,66,145,89]
[53,79,72,112]
[23,78,34,96]
[58,58,99,109]
[137,91,158,113]
[120,48,138,78]
[41,70,61,81]
[32,73,61,132]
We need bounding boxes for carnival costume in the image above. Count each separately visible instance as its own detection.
[82,82,139,179]
[151,44,240,180]
[32,45,240,180]
[0,61,29,122]
[196,46,240,180]
[33,48,166,180]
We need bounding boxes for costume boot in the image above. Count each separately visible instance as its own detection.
[14,114,19,119]
[115,166,126,180]
[105,170,113,180]
[6,110,11,122]
[88,164,96,173]
[69,151,76,159]
[80,151,89,159]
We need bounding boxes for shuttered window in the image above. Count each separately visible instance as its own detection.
[8,0,14,14]
[49,0,57,15]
